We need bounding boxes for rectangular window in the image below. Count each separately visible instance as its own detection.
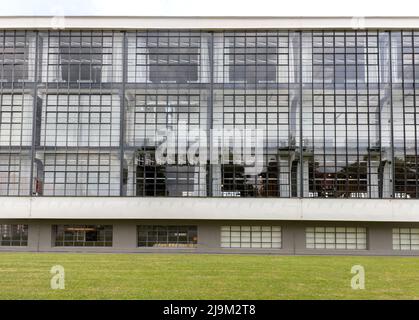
[137,225,198,248]
[221,226,282,248]
[393,228,419,250]
[0,32,33,82]
[226,36,277,83]
[306,227,367,250]
[42,152,120,196]
[41,31,122,83]
[310,32,369,84]
[60,46,102,82]
[149,47,199,83]
[124,92,207,197]
[0,94,33,147]
[0,224,28,246]
[127,32,208,83]
[0,153,31,196]
[53,224,113,247]
[41,94,120,147]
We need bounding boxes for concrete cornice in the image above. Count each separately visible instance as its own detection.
[0,16,418,30]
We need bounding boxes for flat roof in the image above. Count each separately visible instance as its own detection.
[0,16,418,30]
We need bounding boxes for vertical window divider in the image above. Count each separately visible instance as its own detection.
[208,31,214,197]
[377,31,383,198]
[412,31,418,198]
[389,31,396,198]
[29,30,39,196]
[299,31,304,198]
[120,31,127,196]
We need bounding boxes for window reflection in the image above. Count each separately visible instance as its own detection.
[0,30,417,199]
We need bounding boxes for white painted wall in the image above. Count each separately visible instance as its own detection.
[1,197,419,222]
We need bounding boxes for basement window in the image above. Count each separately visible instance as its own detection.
[137,225,198,248]
[306,227,367,250]
[220,226,282,249]
[53,224,113,247]
[0,224,28,246]
[393,228,419,250]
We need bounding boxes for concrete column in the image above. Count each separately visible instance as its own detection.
[113,222,137,250]
[193,165,207,196]
[297,158,310,197]
[124,151,136,196]
[368,160,380,198]
[212,164,222,196]
[38,222,53,251]
[291,223,308,254]
[368,223,393,253]
[27,222,41,251]
[197,222,220,252]
[281,223,301,254]
[382,160,393,198]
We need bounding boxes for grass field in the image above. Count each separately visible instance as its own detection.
[0,253,419,299]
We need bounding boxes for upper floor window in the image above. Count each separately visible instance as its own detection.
[148,46,199,83]
[59,46,102,82]
[390,31,419,84]
[0,94,33,147]
[0,32,35,82]
[127,33,209,83]
[311,33,372,85]
[41,32,123,83]
[39,152,120,196]
[0,153,31,196]
[41,94,120,147]
[225,35,278,84]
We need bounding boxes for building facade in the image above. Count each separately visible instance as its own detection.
[1,16,419,254]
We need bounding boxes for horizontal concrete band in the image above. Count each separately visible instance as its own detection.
[0,16,419,30]
[1,197,419,222]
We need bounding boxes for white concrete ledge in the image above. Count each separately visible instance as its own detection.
[0,16,419,30]
[1,197,419,222]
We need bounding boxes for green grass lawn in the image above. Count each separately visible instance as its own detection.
[0,253,419,299]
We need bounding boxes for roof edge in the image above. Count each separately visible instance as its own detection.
[0,16,418,30]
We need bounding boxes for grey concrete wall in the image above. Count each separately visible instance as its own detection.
[1,219,419,256]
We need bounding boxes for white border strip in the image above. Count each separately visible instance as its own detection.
[0,16,419,30]
[1,197,419,222]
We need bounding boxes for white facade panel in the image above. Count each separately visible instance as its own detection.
[0,16,419,30]
[1,197,419,222]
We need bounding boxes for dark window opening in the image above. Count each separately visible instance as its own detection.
[137,225,198,248]
[0,46,29,82]
[394,156,419,199]
[136,149,167,196]
[229,64,277,83]
[221,164,257,197]
[148,47,199,83]
[53,224,113,247]
[0,224,28,246]
[309,160,368,198]
[60,47,102,82]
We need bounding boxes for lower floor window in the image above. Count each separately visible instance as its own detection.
[53,225,113,247]
[221,226,282,248]
[0,224,28,246]
[306,227,367,250]
[137,225,198,248]
[393,228,419,250]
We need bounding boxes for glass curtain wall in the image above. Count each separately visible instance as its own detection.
[0,29,418,198]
